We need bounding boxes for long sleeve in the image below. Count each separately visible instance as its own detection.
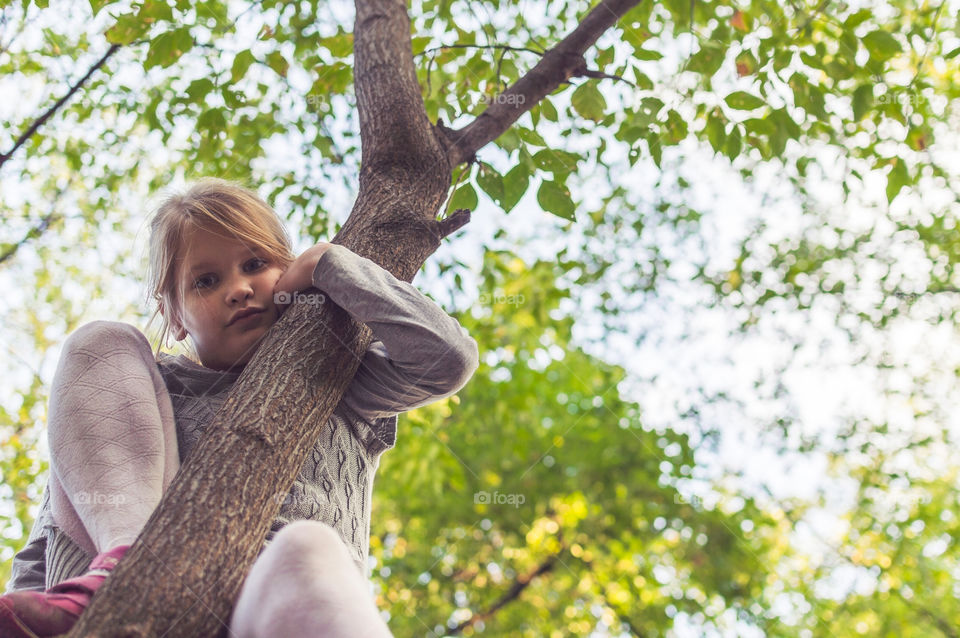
[5,483,52,593]
[311,245,479,425]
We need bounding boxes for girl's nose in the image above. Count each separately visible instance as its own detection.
[226,278,255,305]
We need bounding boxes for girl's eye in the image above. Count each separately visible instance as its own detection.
[245,257,267,271]
[194,275,216,290]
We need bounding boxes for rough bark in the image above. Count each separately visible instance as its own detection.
[65,0,640,635]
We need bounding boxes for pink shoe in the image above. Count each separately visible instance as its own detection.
[0,544,129,638]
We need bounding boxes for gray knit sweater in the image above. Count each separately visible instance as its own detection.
[6,245,478,591]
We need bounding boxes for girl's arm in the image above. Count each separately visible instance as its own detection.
[277,244,479,422]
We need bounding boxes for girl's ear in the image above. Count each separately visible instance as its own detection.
[160,299,188,341]
[172,323,188,341]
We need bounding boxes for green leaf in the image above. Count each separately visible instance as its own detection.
[632,47,663,61]
[706,111,725,153]
[477,163,505,206]
[267,50,290,78]
[105,13,151,45]
[495,128,521,153]
[198,108,227,134]
[531,149,580,175]
[449,182,478,212]
[845,8,872,28]
[502,163,529,213]
[862,30,902,62]
[537,180,576,222]
[232,50,256,84]
[319,31,353,57]
[540,98,558,122]
[735,51,757,77]
[186,78,215,102]
[410,36,431,54]
[516,126,547,146]
[571,82,606,121]
[646,133,662,167]
[686,42,726,77]
[89,0,113,15]
[852,84,874,121]
[724,125,742,160]
[944,46,960,60]
[632,70,654,90]
[144,28,193,70]
[725,91,765,110]
[885,159,909,203]
[663,110,687,145]
[139,0,173,23]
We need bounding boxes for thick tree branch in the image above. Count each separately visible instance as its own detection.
[353,0,447,179]
[0,44,119,171]
[443,0,642,166]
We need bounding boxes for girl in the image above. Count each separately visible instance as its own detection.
[0,178,479,637]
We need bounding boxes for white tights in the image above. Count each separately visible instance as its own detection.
[46,321,392,637]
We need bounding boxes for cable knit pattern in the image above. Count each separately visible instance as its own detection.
[158,360,395,575]
[5,245,479,592]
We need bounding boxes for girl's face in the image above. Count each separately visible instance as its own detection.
[169,225,286,371]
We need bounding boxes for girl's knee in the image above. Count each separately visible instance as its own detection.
[271,520,352,566]
[62,321,151,360]
[60,321,153,370]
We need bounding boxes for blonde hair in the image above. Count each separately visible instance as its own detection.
[144,178,295,359]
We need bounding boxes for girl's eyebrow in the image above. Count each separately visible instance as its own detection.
[189,262,217,273]
[188,251,264,275]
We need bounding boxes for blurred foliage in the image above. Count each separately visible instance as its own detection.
[371,250,788,635]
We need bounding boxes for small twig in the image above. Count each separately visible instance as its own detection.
[496,47,509,92]
[0,210,61,266]
[907,0,944,90]
[581,68,635,86]
[0,43,120,170]
[415,43,546,58]
[448,553,559,634]
[436,208,471,238]
[794,0,831,35]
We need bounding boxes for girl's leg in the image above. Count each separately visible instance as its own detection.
[229,521,393,638]
[0,322,178,638]
[47,321,179,555]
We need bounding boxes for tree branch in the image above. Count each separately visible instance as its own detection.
[0,44,119,171]
[443,0,643,166]
[919,605,959,638]
[416,43,546,58]
[353,0,447,179]
[437,208,471,238]
[0,211,60,266]
[448,552,559,635]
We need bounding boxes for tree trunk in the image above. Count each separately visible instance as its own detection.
[65,0,639,635]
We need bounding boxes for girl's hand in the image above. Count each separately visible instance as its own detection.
[273,242,333,310]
